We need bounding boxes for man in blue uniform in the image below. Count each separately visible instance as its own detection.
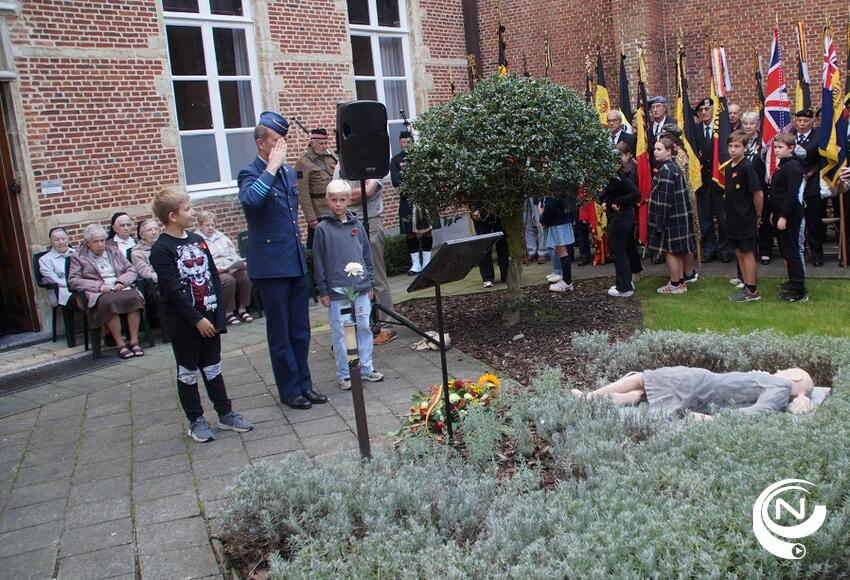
[237,112,327,410]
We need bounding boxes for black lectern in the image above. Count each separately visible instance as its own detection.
[374,232,503,440]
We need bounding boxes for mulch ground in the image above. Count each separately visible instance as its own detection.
[395,277,643,385]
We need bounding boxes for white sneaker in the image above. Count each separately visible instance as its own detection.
[607,285,634,298]
[549,280,574,292]
[729,277,742,286]
[483,281,494,288]
[337,377,351,390]
[546,273,563,283]
[657,282,688,294]
[684,271,699,283]
[362,370,384,382]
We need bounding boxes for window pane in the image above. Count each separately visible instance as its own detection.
[377,0,400,27]
[383,79,408,119]
[173,81,213,130]
[351,36,374,76]
[355,80,378,101]
[181,134,221,185]
[379,37,404,76]
[167,26,205,76]
[214,28,250,76]
[210,0,243,16]
[219,81,255,129]
[163,0,199,13]
[347,0,369,25]
[227,132,256,180]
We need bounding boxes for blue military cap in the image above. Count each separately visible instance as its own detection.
[258,111,289,136]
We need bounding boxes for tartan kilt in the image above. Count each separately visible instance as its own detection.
[648,161,696,256]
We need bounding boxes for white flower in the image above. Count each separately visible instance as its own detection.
[449,393,461,404]
[344,262,365,278]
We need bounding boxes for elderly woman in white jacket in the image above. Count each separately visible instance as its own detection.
[196,211,253,325]
[38,226,76,306]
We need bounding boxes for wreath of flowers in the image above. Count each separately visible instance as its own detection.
[399,373,500,439]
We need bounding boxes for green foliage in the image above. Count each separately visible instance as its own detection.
[221,331,850,578]
[382,233,410,277]
[400,74,617,219]
[462,404,503,469]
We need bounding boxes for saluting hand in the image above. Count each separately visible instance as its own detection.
[267,138,288,172]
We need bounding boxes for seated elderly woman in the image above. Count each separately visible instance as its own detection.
[38,226,76,307]
[571,367,814,419]
[131,218,160,282]
[68,224,146,359]
[196,211,253,325]
[107,211,136,255]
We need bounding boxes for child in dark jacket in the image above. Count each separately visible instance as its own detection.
[769,132,807,301]
[313,180,384,390]
[150,186,253,443]
[540,180,576,292]
[602,144,642,297]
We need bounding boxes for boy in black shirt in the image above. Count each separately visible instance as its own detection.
[769,132,808,301]
[150,187,253,442]
[724,131,763,301]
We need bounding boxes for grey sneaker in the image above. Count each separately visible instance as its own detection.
[362,370,384,382]
[730,288,761,302]
[684,271,699,284]
[218,412,253,433]
[187,417,215,442]
[337,377,352,390]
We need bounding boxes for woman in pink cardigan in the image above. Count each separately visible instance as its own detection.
[68,223,145,359]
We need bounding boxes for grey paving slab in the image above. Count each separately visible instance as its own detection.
[133,471,194,503]
[73,457,131,484]
[69,475,130,506]
[0,498,67,532]
[139,544,220,580]
[188,434,244,462]
[37,395,86,421]
[279,402,339,424]
[135,492,200,526]
[6,477,71,509]
[12,459,75,487]
[244,434,302,459]
[0,443,25,464]
[59,517,133,557]
[238,405,285,425]
[0,519,63,558]
[0,545,58,580]
[82,411,132,432]
[191,452,250,481]
[0,409,39,433]
[135,454,190,481]
[66,496,129,529]
[133,438,187,464]
[76,440,131,465]
[238,422,294,442]
[0,395,43,418]
[195,475,235,503]
[20,441,77,468]
[137,516,210,557]
[57,543,135,580]
[292,415,351,439]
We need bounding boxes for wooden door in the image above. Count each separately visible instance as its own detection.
[0,92,38,333]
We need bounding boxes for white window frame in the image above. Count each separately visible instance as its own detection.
[164,0,261,199]
[348,0,416,148]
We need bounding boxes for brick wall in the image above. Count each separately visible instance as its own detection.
[474,0,845,119]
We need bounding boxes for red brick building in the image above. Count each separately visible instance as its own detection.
[0,0,841,334]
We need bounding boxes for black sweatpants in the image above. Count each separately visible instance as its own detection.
[775,213,807,296]
[171,333,232,422]
[757,195,775,258]
[473,219,509,282]
[608,210,640,292]
[803,195,827,258]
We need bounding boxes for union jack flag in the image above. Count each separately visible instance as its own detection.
[762,28,792,181]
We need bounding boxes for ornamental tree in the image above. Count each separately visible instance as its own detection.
[400,75,617,325]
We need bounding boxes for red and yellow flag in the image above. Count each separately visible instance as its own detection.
[634,46,652,244]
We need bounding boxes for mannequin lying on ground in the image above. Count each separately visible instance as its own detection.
[571,367,815,421]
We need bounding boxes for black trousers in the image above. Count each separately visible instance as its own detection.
[473,219,509,282]
[608,210,640,291]
[775,213,806,295]
[574,221,591,258]
[758,195,775,258]
[697,182,730,259]
[803,195,827,257]
[171,333,231,422]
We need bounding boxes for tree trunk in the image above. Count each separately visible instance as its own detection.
[499,210,525,327]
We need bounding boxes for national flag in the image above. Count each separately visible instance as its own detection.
[754,50,766,117]
[544,36,552,78]
[675,44,703,192]
[496,6,508,76]
[634,45,652,244]
[709,43,733,188]
[795,22,812,112]
[584,55,593,103]
[819,24,847,186]
[619,44,634,128]
[595,48,611,125]
[762,28,792,181]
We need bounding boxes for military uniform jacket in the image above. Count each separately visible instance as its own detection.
[791,130,821,199]
[237,156,308,279]
[295,149,337,224]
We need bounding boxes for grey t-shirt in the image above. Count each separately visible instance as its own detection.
[643,367,793,416]
[332,164,384,217]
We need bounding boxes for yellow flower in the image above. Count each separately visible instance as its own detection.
[478,373,500,387]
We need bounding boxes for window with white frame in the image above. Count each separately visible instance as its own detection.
[347,0,415,156]
[163,0,260,194]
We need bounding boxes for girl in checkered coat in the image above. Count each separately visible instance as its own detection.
[648,137,696,294]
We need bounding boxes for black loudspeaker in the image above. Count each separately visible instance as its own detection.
[336,100,390,180]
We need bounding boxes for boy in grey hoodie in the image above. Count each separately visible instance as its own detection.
[313,180,384,389]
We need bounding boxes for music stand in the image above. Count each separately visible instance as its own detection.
[374,231,502,440]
